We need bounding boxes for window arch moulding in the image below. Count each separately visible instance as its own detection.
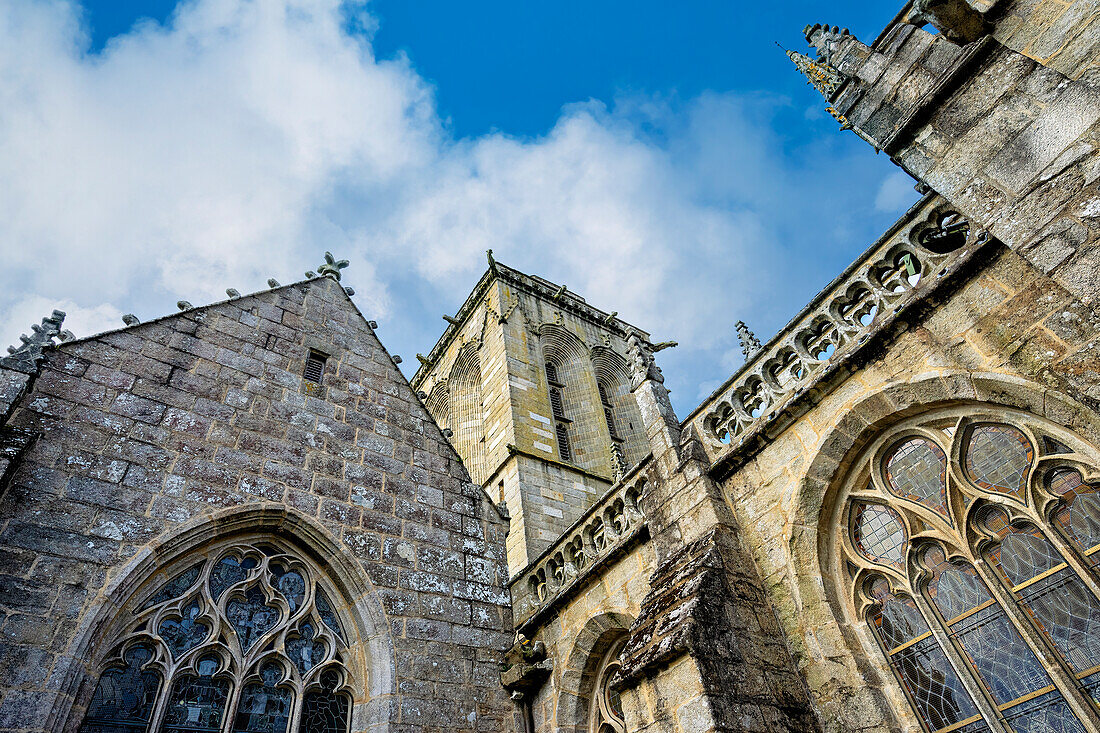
[830,405,1100,733]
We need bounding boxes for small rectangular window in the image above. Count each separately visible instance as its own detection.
[304,350,327,383]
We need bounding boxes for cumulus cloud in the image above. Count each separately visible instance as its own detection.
[0,0,913,411]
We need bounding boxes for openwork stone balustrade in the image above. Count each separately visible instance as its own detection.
[511,461,649,626]
[688,194,985,462]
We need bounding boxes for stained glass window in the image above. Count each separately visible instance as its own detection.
[210,554,259,601]
[233,664,292,733]
[964,424,1033,500]
[159,601,209,658]
[868,579,981,731]
[315,588,347,644]
[287,622,327,676]
[141,565,202,611]
[853,503,907,570]
[78,542,353,733]
[885,437,949,518]
[843,412,1100,732]
[162,657,230,733]
[301,670,349,733]
[79,646,161,733]
[1050,469,1100,560]
[227,588,279,652]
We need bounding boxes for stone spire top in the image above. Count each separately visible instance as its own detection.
[784,46,846,101]
[735,320,762,360]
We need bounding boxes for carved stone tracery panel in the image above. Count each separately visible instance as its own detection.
[78,540,355,733]
[834,407,1100,733]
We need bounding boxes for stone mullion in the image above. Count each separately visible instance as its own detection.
[970,554,1100,730]
[908,587,1011,733]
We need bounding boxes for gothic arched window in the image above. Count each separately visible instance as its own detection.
[589,637,626,733]
[78,541,354,733]
[836,408,1100,732]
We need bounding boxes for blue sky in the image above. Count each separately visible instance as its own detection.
[0,0,917,415]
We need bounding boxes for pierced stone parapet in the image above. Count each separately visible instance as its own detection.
[511,459,650,627]
[687,195,988,463]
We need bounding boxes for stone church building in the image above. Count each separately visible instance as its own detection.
[2,2,1099,732]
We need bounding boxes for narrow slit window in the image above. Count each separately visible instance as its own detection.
[304,351,327,384]
[599,382,619,440]
[556,423,572,462]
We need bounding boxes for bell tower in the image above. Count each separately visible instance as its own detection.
[412,253,661,574]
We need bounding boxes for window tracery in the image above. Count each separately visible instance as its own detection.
[78,541,353,733]
[589,637,626,733]
[836,408,1100,732]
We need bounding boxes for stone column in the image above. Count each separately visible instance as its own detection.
[612,337,822,733]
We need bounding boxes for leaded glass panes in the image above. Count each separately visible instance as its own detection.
[233,664,292,733]
[315,588,346,644]
[301,670,349,733]
[1050,469,1100,559]
[868,579,981,731]
[79,542,352,733]
[964,425,1033,500]
[162,657,230,733]
[983,513,1100,694]
[843,412,1100,732]
[210,554,259,601]
[287,622,326,676]
[885,437,949,518]
[141,565,202,611]
[926,550,1052,706]
[1001,689,1087,733]
[79,646,161,733]
[853,503,907,570]
[159,601,209,658]
[271,565,305,613]
[227,588,279,652]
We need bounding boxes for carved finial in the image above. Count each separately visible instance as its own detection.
[305,271,316,278]
[1,310,66,374]
[316,251,349,282]
[416,390,427,399]
[367,320,378,329]
[177,301,192,311]
[122,314,140,326]
[267,278,281,288]
[626,333,663,388]
[392,355,402,364]
[735,321,762,360]
[487,249,497,273]
[442,428,454,438]
[59,330,74,342]
[552,284,567,301]
[416,353,431,366]
[225,289,240,298]
[602,311,618,326]
[803,24,852,64]
[344,286,355,296]
[785,46,846,101]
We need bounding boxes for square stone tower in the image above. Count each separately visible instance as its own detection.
[411,254,655,574]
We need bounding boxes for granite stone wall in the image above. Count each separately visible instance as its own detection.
[0,276,513,733]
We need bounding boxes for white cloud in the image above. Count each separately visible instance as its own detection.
[875,170,917,212]
[0,0,906,412]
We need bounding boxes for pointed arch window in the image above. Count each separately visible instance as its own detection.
[78,541,354,733]
[589,637,626,733]
[836,410,1100,732]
